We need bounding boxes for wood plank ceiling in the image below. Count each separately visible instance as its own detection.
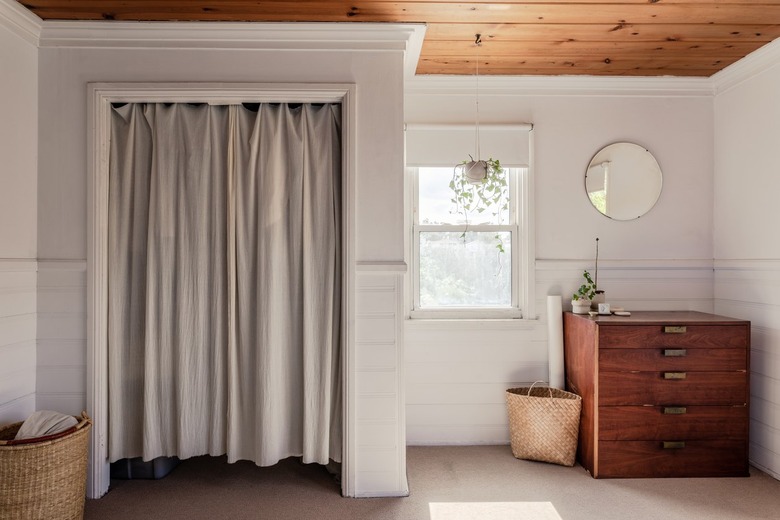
[17,1,780,76]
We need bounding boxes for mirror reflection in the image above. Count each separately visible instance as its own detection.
[585,142,663,220]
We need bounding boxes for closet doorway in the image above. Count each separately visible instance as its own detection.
[86,83,357,499]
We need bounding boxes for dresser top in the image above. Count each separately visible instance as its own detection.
[566,310,749,326]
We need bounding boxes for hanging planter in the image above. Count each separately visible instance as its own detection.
[456,159,488,184]
[448,34,509,254]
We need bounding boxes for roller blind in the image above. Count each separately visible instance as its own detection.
[405,123,532,167]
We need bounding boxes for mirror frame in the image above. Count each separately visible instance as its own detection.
[584,141,663,221]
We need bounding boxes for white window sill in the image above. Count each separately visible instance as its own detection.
[408,308,524,321]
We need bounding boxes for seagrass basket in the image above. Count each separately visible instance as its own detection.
[506,384,582,467]
[0,412,91,520]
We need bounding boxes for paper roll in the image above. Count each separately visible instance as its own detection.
[547,295,565,389]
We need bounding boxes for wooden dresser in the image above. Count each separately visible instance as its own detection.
[563,311,750,478]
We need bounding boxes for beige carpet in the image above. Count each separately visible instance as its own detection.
[85,445,780,520]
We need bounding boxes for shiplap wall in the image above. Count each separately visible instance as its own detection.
[713,47,780,479]
[406,260,714,445]
[715,261,780,478]
[0,5,38,425]
[0,261,37,425]
[36,261,87,415]
[355,269,407,496]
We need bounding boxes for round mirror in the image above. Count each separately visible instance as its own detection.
[585,142,663,220]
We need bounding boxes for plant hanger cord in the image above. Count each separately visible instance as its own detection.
[474,33,481,160]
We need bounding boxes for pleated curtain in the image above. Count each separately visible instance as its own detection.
[107,102,342,467]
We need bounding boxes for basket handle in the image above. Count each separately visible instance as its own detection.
[526,381,554,398]
[75,411,92,430]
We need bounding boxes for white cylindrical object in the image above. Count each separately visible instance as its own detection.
[547,295,565,390]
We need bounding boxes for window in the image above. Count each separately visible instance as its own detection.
[406,124,533,319]
[412,165,523,317]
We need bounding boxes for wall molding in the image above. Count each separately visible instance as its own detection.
[536,258,715,272]
[712,37,780,96]
[37,259,87,271]
[356,261,408,273]
[37,21,426,78]
[0,0,41,46]
[715,259,780,271]
[0,258,37,272]
[406,74,715,97]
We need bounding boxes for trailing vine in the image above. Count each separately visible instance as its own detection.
[449,157,509,253]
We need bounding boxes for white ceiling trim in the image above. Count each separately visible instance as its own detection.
[405,75,715,97]
[0,0,41,46]
[37,20,427,78]
[711,37,780,96]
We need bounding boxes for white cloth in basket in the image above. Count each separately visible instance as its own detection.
[14,410,78,440]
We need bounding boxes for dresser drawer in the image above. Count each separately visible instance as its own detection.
[599,325,748,349]
[599,405,748,440]
[599,348,746,372]
[597,439,749,478]
[599,371,748,406]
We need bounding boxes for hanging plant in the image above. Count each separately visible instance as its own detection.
[447,34,509,255]
[449,156,509,252]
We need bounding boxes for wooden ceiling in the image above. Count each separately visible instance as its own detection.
[16,1,780,77]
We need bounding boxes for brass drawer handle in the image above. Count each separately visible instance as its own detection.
[664,372,687,380]
[663,441,686,449]
[664,326,687,334]
[663,407,687,415]
[664,349,688,357]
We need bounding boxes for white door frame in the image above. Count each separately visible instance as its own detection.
[86,82,357,498]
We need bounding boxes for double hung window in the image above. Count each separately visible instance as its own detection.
[406,124,533,319]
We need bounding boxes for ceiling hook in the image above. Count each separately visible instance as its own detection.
[475,33,482,46]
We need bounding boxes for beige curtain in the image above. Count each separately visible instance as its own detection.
[108,102,342,467]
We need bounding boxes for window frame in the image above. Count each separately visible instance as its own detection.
[408,166,527,319]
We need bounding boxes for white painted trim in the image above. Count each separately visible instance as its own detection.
[0,259,37,272]
[0,0,41,46]
[37,20,426,78]
[341,85,357,498]
[536,258,715,271]
[37,259,87,271]
[405,123,533,132]
[86,83,111,499]
[750,459,780,482]
[712,38,780,96]
[406,74,715,97]
[40,20,421,48]
[393,272,409,496]
[356,261,408,273]
[715,259,780,271]
[87,82,358,499]
[405,318,542,332]
[522,128,537,320]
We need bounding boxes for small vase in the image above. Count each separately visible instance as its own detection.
[571,299,591,314]
[591,290,606,310]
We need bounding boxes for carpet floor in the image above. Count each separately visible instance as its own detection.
[85,445,780,520]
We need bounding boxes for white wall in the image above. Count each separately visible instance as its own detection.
[404,79,715,444]
[714,45,780,479]
[36,23,417,497]
[0,13,38,425]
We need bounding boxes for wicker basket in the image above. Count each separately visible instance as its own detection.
[0,412,91,520]
[506,384,582,467]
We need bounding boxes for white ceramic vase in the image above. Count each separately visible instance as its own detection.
[571,299,591,314]
[456,160,488,184]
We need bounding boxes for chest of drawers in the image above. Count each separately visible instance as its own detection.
[563,311,750,478]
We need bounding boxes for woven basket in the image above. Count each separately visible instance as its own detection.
[0,412,91,520]
[506,384,582,467]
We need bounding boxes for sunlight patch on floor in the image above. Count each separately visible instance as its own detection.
[429,501,563,520]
